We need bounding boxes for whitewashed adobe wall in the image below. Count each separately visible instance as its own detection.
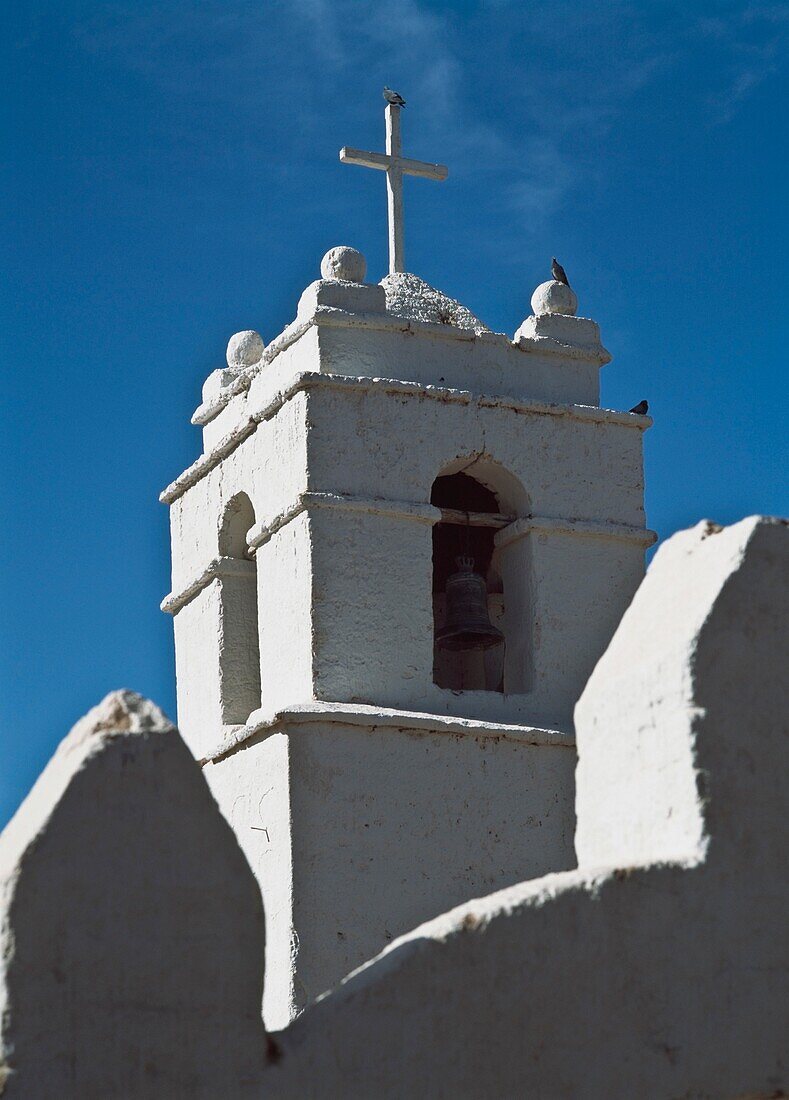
[161,248,655,1027]
[0,691,267,1099]
[0,517,784,1097]
[266,516,788,1099]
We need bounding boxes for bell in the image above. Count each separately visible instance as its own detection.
[436,556,504,652]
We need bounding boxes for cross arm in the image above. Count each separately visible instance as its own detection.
[400,157,448,181]
[340,147,391,171]
[340,147,448,181]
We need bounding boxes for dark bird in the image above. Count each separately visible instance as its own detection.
[551,257,570,286]
[629,400,649,415]
[383,86,406,107]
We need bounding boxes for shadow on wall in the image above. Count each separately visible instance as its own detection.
[217,493,261,725]
[430,456,532,695]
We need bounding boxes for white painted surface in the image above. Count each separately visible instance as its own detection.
[204,713,577,1028]
[201,366,237,405]
[296,277,386,321]
[267,516,788,1099]
[531,277,578,315]
[4,515,784,1096]
[205,732,295,1030]
[340,103,447,274]
[186,279,614,444]
[574,516,788,868]
[319,245,366,282]
[0,691,266,1099]
[165,364,650,757]
[226,329,265,368]
[163,256,653,1029]
[515,310,604,350]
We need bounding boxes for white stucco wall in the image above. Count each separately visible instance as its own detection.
[256,512,315,718]
[163,287,652,754]
[204,711,577,1029]
[205,731,296,1029]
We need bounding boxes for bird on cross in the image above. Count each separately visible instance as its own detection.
[340,92,447,274]
[383,86,406,107]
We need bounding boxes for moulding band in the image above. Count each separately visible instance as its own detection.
[190,301,613,427]
[161,370,653,505]
[247,492,441,552]
[191,317,313,426]
[202,700,577,764]
[161,556,256,616]
[495,516,657,550]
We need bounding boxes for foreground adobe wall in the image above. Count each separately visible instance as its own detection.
[0,692,267,1099]
[268,516,788,1099]
[0,516,784,1098]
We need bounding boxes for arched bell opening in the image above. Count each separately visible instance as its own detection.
[431,472,505,692]
[217,493,261,724]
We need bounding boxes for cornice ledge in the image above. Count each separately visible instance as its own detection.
[189,311,613,429]
[496,516,658,549]
[160,414,258,504]
[189,302,508,428]
[247,492,440,552]
[202,701,576,763]
[515,332,612,366]
[311,305,510,345]
[161,371,653,505]
[191,317,314,426]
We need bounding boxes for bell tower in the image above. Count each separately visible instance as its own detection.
[161,103,654,1027]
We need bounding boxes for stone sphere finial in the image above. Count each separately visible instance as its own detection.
[226,330,265,370]
[531,279,578,317]
[320,245,366,283]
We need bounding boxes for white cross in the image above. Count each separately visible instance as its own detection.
[340,104,448,275]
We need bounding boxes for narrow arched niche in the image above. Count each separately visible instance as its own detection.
[219,493,256,559]
[431,462,530,695]
[217,493,261,725]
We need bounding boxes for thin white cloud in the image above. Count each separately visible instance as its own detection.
[69,0,785,234]
[692,3,788,123]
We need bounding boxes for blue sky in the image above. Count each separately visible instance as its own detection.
[1,1,787,827]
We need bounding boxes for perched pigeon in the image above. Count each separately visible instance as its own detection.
[629,400,649,415]
[551,257,570,286]
[383,86,406,107]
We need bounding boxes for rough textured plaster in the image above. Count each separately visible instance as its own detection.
[164,267,653,1032]
[186,266,618,438]
[168,364,651,745]
[205,701,574,766]
[164,370,647,508]
[380,271,490,332]
[205,717,576,1028]
[204,733,296,1031]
